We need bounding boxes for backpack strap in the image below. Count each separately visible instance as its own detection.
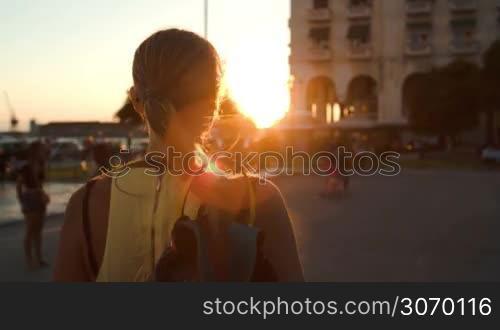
[180,175,195,217]
[246,176,257,226]
[82,179,98,279]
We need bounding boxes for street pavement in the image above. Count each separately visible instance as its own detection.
[0,215,62,281]
[1,169,499,282]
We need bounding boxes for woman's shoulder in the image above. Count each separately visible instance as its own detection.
[63,175,111,268]
[252,178,290,224]
[55,175,112,281]
[220,175,288,222]
[65,175,112,242]
[188,173,285,218]
[234,175,284,205]
[67,175,112,208]
[216,174,281,196]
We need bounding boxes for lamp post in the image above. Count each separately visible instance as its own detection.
[204,0,208,38]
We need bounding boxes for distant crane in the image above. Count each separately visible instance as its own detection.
[3,91,19,131]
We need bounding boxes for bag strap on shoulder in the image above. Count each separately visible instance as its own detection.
[180,175,195,217]
[245,175,257,226]
[82,179,98,279]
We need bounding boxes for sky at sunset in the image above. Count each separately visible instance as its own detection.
[0,0,291,130]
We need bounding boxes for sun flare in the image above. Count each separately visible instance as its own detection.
[224,41,290,129]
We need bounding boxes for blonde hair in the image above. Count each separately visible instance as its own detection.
[132,29,222,138]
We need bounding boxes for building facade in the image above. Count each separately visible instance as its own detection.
[289,0,500,129]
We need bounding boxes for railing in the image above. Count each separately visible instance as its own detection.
[449,0,478,12]
[347,5,372,19]
[308,47,332,61]
[307,8,331,21]
[349,43,373,60]
[405,42,432,56]
[406,0,433,15]
[449,40,480,54]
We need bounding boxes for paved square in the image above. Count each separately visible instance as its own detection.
[1,169,499,281]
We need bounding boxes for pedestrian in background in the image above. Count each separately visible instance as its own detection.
[16,141,50,271]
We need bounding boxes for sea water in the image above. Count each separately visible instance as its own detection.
[0,182,82,225]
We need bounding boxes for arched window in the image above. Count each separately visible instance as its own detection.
[306,76,336,123]
[345,75,378,120]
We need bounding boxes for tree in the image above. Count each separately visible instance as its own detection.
[435,60,480,137]
[481,40,500,144]
[409,60,480,141]
[115,98,142,125]
[408,69,440,133]
[217,96,257,132]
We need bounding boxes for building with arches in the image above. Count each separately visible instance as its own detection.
[289,0,500,132]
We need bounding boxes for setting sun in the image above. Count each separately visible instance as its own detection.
[224,39,290,129]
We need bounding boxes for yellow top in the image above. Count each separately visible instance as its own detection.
[96,168,200,282]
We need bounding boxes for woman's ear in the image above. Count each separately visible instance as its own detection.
[128,87,145,118]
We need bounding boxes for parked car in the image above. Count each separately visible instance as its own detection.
[480,145,500,164]
[49,141,83,161]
